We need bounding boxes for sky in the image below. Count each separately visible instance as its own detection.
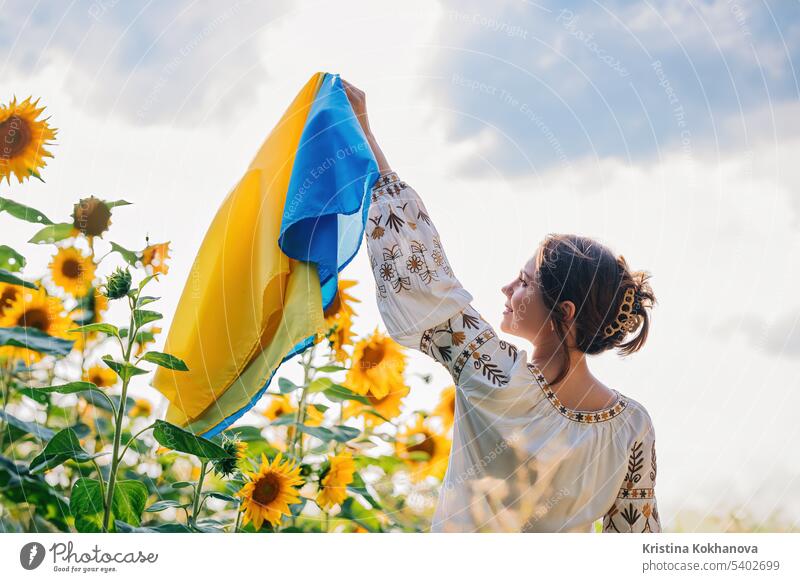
[2,0,799,531]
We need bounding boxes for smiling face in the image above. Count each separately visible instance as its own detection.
[499,253,556,344]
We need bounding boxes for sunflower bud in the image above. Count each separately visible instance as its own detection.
[72,195,112,237]
[104,267,131,300]
[212,433,245,478]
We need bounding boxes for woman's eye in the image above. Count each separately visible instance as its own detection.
[518,276,527,287]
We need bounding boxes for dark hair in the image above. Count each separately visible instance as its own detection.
[533,234,656,387]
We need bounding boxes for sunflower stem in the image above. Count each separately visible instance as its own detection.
[233,507,243,533]
[101,293,138,533]
[190,460,209,528]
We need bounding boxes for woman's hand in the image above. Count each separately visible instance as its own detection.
[342,79,370,136]
[341,77,392,175]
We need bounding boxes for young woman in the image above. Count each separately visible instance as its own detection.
[344,79,661,533]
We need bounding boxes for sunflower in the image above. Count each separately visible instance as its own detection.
[141,241,170,275]
[212,433,248,477]
[0,286,71,366]
[345,328,406,399]
[236,452,304,530]
[323,279,360,324]
[262,394,296,421]
[433,385,456,429]
[319,309,354,363]
[0,283,23,318]
[129,398,152,418]
[395,415,452,482]
[344,381,408,428]
[316,451,356,510]
[83,364,117,388]
[50,247,96,297]
[71,196,112,238]
[0,96,57,184]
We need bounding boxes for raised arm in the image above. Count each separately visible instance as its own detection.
[344,80,525,395]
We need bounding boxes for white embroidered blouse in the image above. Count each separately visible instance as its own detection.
[364,171,662,533]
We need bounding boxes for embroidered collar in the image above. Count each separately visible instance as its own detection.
[527,363,628,423]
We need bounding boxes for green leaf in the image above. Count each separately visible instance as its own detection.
[137,274,159,293]
[306,377,333,393]
[109,241,138,266]
[0,196,52,224]
[101,355,148,382]
[133,309,162,327]
[141,351,188,371]
[68,322,120,337]
[28,222,75,244]
[347,472,382,510]
[114,521,191,533]
[19,381,116,414]
[71,478,147,532]
[29,428,98,473]
[104,199,133,209]
[137,295,160,307]
[170,481,194,489]
[315,364,347,372]
[323,384,370,405]
[204,492,238,504]
[145,499,190,512]
[0,410,55,441]
[0,455,70,531]
[292,423,360,444]
[340,497,382,532]
[0,245,25,272]
[278,377,301,394]
[152,420,230,459]
[0,326,74,356]
[0,268,37,289]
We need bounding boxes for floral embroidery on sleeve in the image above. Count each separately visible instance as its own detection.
[420,305,520,389]
[603,436,661,533]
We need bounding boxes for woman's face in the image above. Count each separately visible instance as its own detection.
[499,255,554,344]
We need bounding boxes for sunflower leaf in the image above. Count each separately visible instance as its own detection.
[19,381,117,414]
[0,196,53,225]
[340,497,381,532]
[347,472,382,510]
[29,428,99,474]
[71,478,147,532]
[170,481,194,489]
[109,241,139,266]
[0,410,55,441]
[0,268,38,289]
[114,521,192,533]
[315,364,348,372]
[101,356,148,382]
[133,309,162,327]
[0,326,74,356]
[306,377,333,394]
[277,377,301,394]
[141,351,188,371]
[203,491,238,504]
[28,222,74,244]
[0,245,26,272]
[104,199,133,209]
[152,420,230,459]
[145,499,190,512]
[69,322,120,338]
[137,295,160,307]
[323,384,370,405]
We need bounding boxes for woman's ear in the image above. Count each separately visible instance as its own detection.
[560,301,577,323]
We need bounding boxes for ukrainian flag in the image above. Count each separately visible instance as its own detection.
[151,72,379,437]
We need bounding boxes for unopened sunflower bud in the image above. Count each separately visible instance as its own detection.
[104,267,132,299]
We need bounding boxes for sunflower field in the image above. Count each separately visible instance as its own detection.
[0,96,456,533]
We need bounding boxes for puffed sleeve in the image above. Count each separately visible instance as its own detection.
[602,427,662,533]
[365,172,522,392]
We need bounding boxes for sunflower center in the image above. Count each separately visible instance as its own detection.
[252,473,281,506]
[73,197,112,237]
[360,344,385,371]
[17,307,50,332]
[61,258,83,279]
[407,431,436,458]
[0,115,31,159]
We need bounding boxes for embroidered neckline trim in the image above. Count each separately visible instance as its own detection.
[527,363,628,423]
